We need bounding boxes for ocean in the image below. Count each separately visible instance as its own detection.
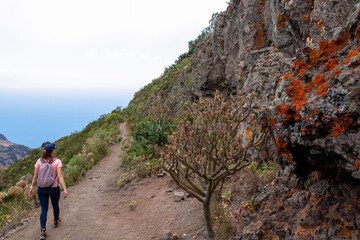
[0,89,132,148]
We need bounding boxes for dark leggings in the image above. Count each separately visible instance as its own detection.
[37,186,60,230]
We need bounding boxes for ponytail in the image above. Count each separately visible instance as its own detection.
[41,150,54,164]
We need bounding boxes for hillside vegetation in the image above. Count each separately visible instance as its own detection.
[0,110,122,228]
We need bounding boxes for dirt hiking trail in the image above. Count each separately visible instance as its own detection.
[3,123,204,240]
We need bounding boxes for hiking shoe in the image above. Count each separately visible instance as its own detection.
[54,216,61,228]
[40,230,46,240]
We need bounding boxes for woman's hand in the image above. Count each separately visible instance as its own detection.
[28,188,35,198]
[63,189,68,198]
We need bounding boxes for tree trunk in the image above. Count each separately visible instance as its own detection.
[203,200,215,240]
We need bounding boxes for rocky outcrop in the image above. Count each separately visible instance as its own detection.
[0,134,31,166]
[233,166,360,240]
[190,0,360,239]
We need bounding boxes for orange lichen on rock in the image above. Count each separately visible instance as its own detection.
[258,0,266,8]
[303,12,312,23]
[268,25,359,177]
[308,48,322,65]
[286,80,307,111]
[256,0,266,15]
[324,59,339,71]
[343,49,359,65]
[346,48,359,60]
[293,59,308,76]
[280,72,294,81]
[302,0,314,23]
[294,226,316,238]
[276,72,294,87]
[274,73,331,157]
[274,137,293,162]
[275,199,283,208]
[275,34,351,124]
[277,13,288,29]
[337,218,355,239]
[319,31,350,60]
[307,0,314,7]
[302,127,311,136]
[285,74,329,114]
[289,189,296,196]
[316,20,323,32]
[333,70,341,76]
[310,75,329,97]
[254,18,265,47]
[256,28,263,46]
[275,103,298,122]
[355,162,360,171]
[329,114,357,137]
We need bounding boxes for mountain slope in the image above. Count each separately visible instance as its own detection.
[0,134,31,167]
[126,0,360,238]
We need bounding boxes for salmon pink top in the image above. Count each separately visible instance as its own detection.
[35,158,63,188]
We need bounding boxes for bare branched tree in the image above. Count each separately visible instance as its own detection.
[162,90,265,240]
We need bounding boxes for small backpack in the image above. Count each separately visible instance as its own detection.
[37,158,56,188]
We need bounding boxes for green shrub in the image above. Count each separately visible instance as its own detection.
[134,165,149,179]
[122,118,175,173]
[133,117,175,156]
[87,130,109,162]
[105,112,122,123]
[256,161,276,177]
[144,158,162,173]
[84,124,119,162]
[100,123,110,130]
[64,164,79,186]
[128,200,137,211]
[122,152,144,170]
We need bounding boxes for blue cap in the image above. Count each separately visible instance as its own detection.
[44,143,57,153]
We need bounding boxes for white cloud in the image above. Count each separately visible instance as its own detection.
[0,0,228,95]
[105,50,158,60]
[85,50,98,57]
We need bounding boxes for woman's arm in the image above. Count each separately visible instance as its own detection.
[31,167,39,188]
[57,166,68,198]
[28,167,39,197]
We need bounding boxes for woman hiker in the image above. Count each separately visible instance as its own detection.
[29,143,68,240]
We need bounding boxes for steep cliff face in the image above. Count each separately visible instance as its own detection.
[191,0,360,239]
[0,134,31,167]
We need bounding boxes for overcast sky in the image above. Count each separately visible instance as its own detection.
[0,0,227,95]
[0,0,228,147]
